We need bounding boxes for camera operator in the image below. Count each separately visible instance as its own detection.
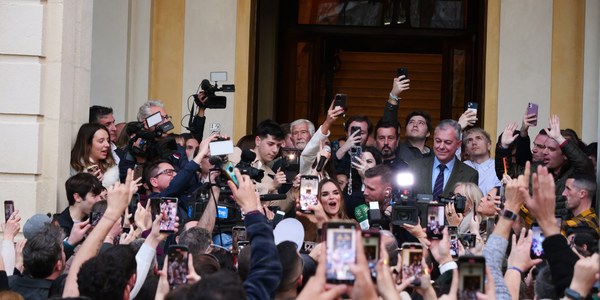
[118,99,206,183]
[143,134,221,228]
[228,120,296,212]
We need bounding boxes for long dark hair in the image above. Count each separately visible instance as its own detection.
[70,123,115,173]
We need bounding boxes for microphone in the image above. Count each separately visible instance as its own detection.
[208,156,223,166]
[241,149,256,164]
[368,201,383,229]
[259,194,287,201]
[315,145,331,172]
[355,204,370,230]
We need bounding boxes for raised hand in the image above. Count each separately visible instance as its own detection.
[391,75,410,98]
[527,165,559,236]
[507,228,542,273]
[546,114,565,144]
[458,109,478,129]
[501,122,519,148]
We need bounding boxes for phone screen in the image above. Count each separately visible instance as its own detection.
[362,230,380,278]
[300,176,319,213]
[401,243,423,286]
[458,256,486,300]
[448,226,459,258]
[426,204,445,239]
[4,201,14,222]
[167,246,189,289]
[326,222,356,284]
[232,226,247,254]
[530,224,545,258]
[159,198,178,233]
[527,102,539,126]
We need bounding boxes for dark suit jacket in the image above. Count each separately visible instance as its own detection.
[408,156,479,197]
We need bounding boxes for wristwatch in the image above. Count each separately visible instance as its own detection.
[564,288,584,300]
[501,209,517,221]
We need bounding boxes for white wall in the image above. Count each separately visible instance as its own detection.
[497,0,553,138]
[89,0,129,122]
[182,0,237,138]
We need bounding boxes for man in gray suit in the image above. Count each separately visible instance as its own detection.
[408,119,478,200]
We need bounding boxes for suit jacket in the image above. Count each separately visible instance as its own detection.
[408,156,478,198]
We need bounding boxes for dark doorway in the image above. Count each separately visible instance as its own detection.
[259,0,487,141]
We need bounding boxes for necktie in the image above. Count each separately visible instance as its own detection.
[432,164,446,200]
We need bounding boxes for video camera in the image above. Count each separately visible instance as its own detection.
[439,193,467,214]
[391,172,419,226]
[127,112,176,159]
[194,77,235,109]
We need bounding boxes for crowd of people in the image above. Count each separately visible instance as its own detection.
[0,75,598,300]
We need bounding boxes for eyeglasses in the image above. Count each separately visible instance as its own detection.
[153,168,175,178]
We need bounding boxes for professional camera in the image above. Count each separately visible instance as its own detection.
[439,193,467,214]
[126,110,177,160]
[235,150,264,182]
[391,205,419,226]
[194,79,235,109]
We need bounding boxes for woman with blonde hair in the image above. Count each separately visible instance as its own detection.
[446,182,484,234]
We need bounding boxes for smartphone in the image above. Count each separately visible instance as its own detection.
[350,126,362,137]
[496,185,505,208]
[326,221,357,284]
[167,245,189,289]
[530,223,545,259]
[397,67,409,79]
[221,161,239,187]
[426,204,445,239]
[459,233,477,248]
[458,256,486,299]
[149,198,162,221]
[350,146,363,165]
[209,122,221,136]
[448,226,459,259]
[232,226,247,254]
[401,242,423,286]
[158,197,178,233]
[145,111,163,128]
[362,230,380,279]
[333,94,347,110]
[128,193,139,218]
[527,102,539,126]
[209,140,234,156]
[467,102,478,113]
[299,175,319,213]
[89,211,103,226]
[4,201,14,222]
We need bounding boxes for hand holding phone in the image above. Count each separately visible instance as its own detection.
[4,201,14,222]
[426,204,445,239]
[458,256,486,300]
[326,221,357,284]
[526,102,539,126]
[167,245,189,289]
[299,176,319,213]
[333,94,347,110]
[156,198,178,233]
[401,242,423,286]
